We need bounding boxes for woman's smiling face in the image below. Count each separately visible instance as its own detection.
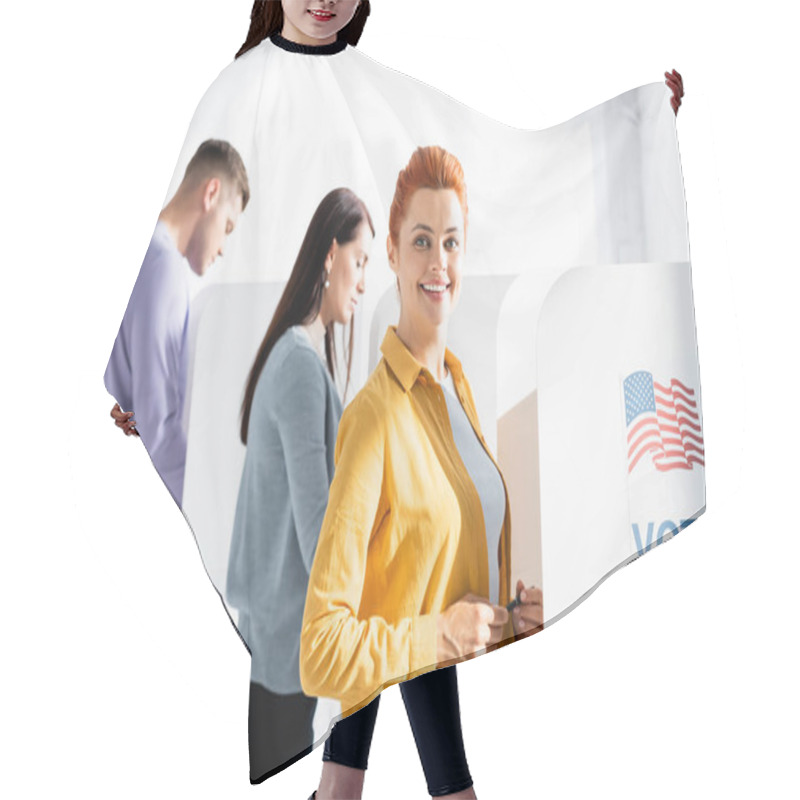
[281,1,361,44]
[388,188,465,332]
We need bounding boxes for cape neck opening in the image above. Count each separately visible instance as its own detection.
[270,33,348,56]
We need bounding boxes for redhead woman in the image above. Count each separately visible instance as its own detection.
[300,146,544,800]
[231,6,512,796]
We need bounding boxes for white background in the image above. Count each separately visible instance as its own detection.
[1,1,797,798]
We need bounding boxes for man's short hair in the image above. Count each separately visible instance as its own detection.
[183,139,250,211]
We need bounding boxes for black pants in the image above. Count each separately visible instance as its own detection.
[324,665,473,797]
[248,681,317,783]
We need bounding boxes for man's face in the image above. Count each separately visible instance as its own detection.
[186,178,243,277]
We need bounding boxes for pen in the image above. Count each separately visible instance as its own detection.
[506,590,522,613]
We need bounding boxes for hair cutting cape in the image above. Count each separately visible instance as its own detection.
[105,34,704,781]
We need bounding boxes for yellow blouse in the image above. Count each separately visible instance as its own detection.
[300,326,514,715]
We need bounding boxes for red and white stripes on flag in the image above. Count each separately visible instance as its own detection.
[624,371,705,474]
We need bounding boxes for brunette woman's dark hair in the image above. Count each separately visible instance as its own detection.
[236,1,371,59]
[240,188,374,444]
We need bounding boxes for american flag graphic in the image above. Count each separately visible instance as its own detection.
[624,371,705,474]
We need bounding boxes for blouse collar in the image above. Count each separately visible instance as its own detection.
[380,326,464,394]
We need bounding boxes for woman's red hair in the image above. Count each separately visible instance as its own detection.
[388,146,469,246]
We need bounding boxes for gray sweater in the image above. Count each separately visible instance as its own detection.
[227,326,342,694]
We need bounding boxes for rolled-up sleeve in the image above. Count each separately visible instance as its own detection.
[299,393,438,710]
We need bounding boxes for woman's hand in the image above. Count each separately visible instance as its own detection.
[665,69,684,116]
[436,593,509,661]
[110,403,139,437]
[511,579,543,636]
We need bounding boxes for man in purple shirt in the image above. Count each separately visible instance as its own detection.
[105,139,250,505]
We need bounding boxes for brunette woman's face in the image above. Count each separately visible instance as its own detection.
[388,188,465,331]
[281,1,361,43]
[323,219,372,326]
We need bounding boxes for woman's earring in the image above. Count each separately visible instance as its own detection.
[323,271,331,289]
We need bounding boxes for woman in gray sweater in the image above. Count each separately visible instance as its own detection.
[226,187,374,782]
